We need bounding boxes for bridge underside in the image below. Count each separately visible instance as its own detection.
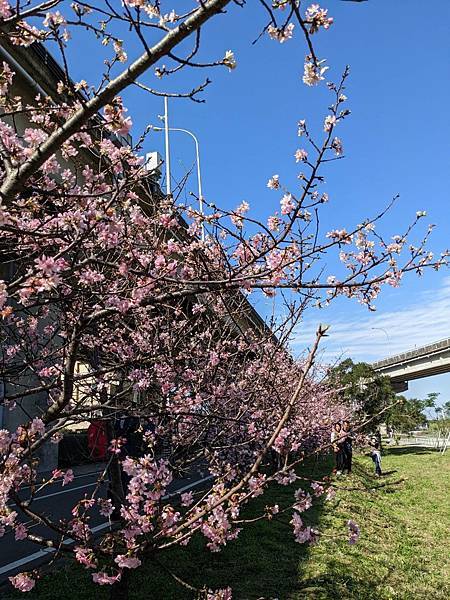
[391,380,409,393]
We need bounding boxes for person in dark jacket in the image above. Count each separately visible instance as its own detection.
[342,420,354,474]
[109,415,142,518]
[331,422,345,475]
[116,415,142,458]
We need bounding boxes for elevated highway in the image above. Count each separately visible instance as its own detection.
[372,338,450,392]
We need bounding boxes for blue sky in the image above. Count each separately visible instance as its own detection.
[58,1,450,403]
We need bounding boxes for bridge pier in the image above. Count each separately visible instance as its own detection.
[392,381,408,393]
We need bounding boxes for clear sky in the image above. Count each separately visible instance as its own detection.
[58,0,450,404]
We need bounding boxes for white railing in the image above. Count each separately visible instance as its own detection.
[399,432,450,453]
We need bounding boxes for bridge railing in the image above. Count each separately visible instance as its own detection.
[373,337,450,370]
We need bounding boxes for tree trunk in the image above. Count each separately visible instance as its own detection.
[109,568,131,600]
[106,420,125,518]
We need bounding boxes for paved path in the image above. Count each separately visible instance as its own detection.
[0,463,211,583]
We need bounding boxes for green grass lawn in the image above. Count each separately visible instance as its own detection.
[3,447,449,600]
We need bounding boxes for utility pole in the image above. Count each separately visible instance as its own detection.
[154,102,205,240]
[164,96,171,196]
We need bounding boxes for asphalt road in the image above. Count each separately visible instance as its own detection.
[0,463,211,583]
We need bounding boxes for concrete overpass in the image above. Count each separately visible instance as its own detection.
[372,338,450,392]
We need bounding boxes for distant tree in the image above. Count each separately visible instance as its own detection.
[328,359,395,430]
[385,396,427,433]
[444,401,450,419]
[423,395,450,432]
[425,392,440,410]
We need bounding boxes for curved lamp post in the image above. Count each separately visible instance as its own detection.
[153,116,204,241]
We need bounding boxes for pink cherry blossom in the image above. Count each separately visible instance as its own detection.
[303,59,328,86]
[15,523,28,540]
[267,215,280,231]
[326,229,352,244]
[267,23,294,43]
[0,1,11,20]
[92,571,121,585]
[324,115,337,132]
[43,11,66,28]
[115,554,141,569]
[280,193,295,215]
[181,491,194,506]
[79,269,105,285]
[9,573,35,592]
[207,588,232,600]
[347,519,360,544]
[62,469,74,486]
[305,4,334,34]
[109,438,125,455]
[34,256,57,275]
[294,489,313,513]
[98,498,114,517]
[29,418,45,437]
[310,482,325,497]
[75,546,97,569]
[295,148,308,162]
[267,174,280,189]
[117,117,132,136]
[0,280,7,309]
[331,137,343,156]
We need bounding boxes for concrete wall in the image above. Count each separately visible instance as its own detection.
[0,58,60,472]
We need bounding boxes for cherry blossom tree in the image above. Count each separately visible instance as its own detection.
[0,1,447,598]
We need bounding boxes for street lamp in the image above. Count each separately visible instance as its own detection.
[371,327,390,342]
[153,119,205,241]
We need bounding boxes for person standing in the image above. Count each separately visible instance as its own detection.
[369,437,382,477]
[342,420,354,474]
[331,422,344,475]
[109,414,142,520]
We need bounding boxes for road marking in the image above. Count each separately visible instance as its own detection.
[16,473,210,505]
[33,481,109,502]
[9,481,108,508]
[165,475,213,498]
[0,549,54,575]
[0,475,212,576]
[0,523,112,576]
[21,470,104,491]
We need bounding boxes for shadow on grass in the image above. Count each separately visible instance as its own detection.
[384,446,439,456]
[0,457,334,600]
[2,455,400,600]
[135,455,402,599]
[127,456,334,599]
[129,460,405,600]
[381,469,398,476]
[296,561,397,600]
[294,457,406,600]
